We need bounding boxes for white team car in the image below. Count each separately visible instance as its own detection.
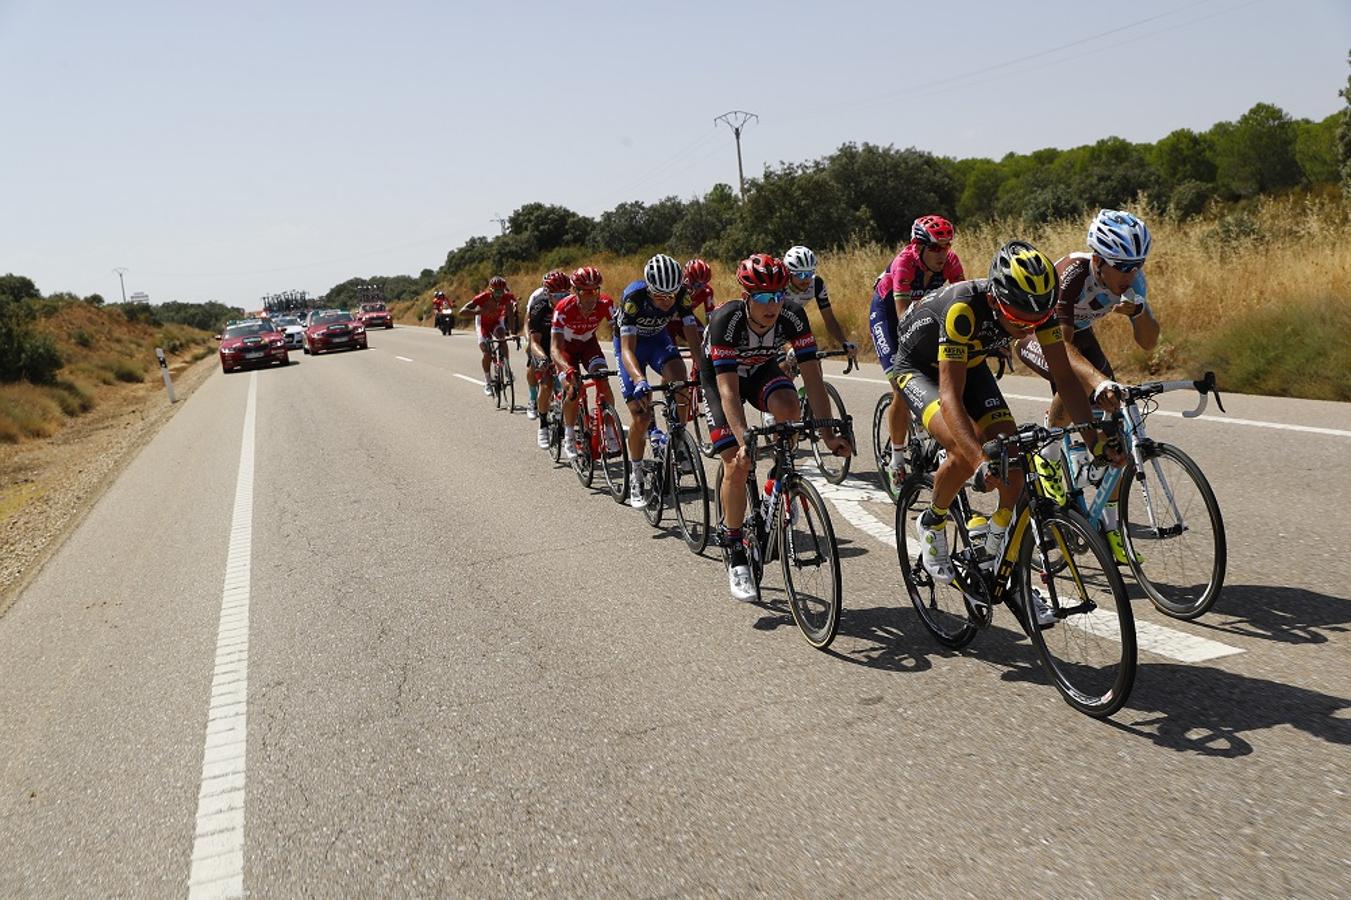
[272,315,306,349]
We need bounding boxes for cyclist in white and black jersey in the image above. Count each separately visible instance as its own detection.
[526,270,571,446]
[782,245,857,363]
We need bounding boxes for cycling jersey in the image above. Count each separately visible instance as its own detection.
[876,244,965,303]
[685,283,714,317]
[704,299,817,378]
[782,274,831,311]
[551,293,616,343]
[465,290,516,324]
[892,279,1062,374]
[1054,251,1148,332]
[618,280,698,338]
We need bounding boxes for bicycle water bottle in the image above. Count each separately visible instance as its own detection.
[649,425,667,455]
[1068,442,1091,491]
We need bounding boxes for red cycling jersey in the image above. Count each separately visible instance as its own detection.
[466,290,516,324]
[876,243,965,301]
[550,293,616,343]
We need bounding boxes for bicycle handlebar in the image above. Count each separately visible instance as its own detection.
[646,379,700,395]
[778,346,858,375]
[743,416,852,453]
[1121,370,1226,418]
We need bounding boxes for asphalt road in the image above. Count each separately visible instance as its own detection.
[2,324,1347,898]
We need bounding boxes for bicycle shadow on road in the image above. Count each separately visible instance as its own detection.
[1191,583,1351,645]
[1105,661,1351,757]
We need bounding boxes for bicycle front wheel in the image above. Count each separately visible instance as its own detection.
[781,477,842,649]
[672,430,709,554]
[573,419,594,487]
[894,475,980,649]
[642,458,665,527]
[1019,506,1135,718]
[803,383,851,484]
[548,411,563,464]
[503,361,515,412]
[493,363,504,409]
[1120,443,1226,620]
[598,403,630,503]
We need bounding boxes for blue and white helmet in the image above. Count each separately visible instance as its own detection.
[1087,209,1151,265]
[783,245,818,276]
[643,254,683,294]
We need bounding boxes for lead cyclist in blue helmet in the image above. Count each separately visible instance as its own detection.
[1015,209,1158,561]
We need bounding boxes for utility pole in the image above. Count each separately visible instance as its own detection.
[714,110,758,201]
[490,214,508,235]
[113,267,128,303]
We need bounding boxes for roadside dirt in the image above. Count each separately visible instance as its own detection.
[0,355,217,616]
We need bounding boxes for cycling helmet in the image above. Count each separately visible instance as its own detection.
[1087,209,1151,265]
[433,290,445,298]
[643,254,683,294]
[782,245,818,276]
[684,258,711,284]
[912,215,956,246]
[542,270,570,292]
[488,275,508,290]
[735,253,790,293]
[987,241,1058,324]
[571,266,603,290]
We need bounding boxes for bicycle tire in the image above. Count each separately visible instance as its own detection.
[689,387,714,457]
[872,392,902,502]
[643,457,665,528]
[781,477,842,649]
[894,475,980,649]
[1019,506,1136,718]
[1120,443,1226,620]
[573,417,594,487]
[548,410,563,464]
[714,464,763,601]
[504,361,515,413]
[672,429,709,554]
[598,402,630,504]
[802,382,851,484]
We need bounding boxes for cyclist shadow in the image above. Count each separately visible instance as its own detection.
[1105,662,1351,757]
[1189,583,1351,645]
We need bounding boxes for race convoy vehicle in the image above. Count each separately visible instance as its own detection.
[356,302,394,329]
[271,315,306,349]
[218,319,289,373]
[303,310,368,355]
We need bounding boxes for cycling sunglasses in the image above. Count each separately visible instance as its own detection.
[747,291,785,305]
[1107,259,1145,274]
[788,270,815,281]
[994,297,1054,328]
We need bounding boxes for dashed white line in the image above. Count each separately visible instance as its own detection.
[804,472,1244,663]
[452,373,486,386]
[188,372,256,899]
[829,373,1351,439]
[395,355,413,362]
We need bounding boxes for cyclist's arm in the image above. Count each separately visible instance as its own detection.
[682,321,707,372]
[937,358,983,468]
[715,369,749,447]
[1060,332,1112,394]
[818,305,849,350]
[1042,338,1097,429]
[1125,302,1159,350]
[457,300,478,316]
[798,358,839,441]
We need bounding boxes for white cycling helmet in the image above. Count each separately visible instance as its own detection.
[1087,209,1151,265]
[643,253,684,294]
[783,245,817,276]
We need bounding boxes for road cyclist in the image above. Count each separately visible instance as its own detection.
[550,266,619,462]
[525,270,572,445]
[460,275,519,396]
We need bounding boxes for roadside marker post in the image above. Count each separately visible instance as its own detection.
[155,347,177,403]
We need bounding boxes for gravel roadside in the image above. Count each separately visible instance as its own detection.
[0,356,218,616]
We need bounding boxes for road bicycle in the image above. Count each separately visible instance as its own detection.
[715,416,851,650]
[634,380,710,554]
[487,335,520,412]
[1049,372,1227,620]
[777,348,857,484]
[894,422,1135,718]
[568,368,629,503]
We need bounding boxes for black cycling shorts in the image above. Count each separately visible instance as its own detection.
[699,359,796,454]
[894,359,1012,434]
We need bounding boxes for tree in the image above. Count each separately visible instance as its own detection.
[822,143,958,246]
[1070,136,1158,210]
[1294,113,1340,184]
[589,198,687,256]
[1339,52,1351,197]
[716,163,871,259]
[1150,128,1217,189]
[506,203,591,252]
[84,293,105,306]
[1,274,62,383]
[1210,103,1302,198]
[670,184,738,256]
[955,158,1005,223]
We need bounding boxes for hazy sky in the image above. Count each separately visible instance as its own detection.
[2,0,1346,307]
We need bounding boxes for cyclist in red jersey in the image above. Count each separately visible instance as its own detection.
[667,258,715,344]
[460,276,519,394]
[550,266,617,459]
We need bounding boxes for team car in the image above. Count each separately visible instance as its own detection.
[356,302,393,329]
[218,319,289,373]
[271,315,306,349]
[303,309,368,355]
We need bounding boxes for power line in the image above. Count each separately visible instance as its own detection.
[490,214,508,235]
[714,111,758,200]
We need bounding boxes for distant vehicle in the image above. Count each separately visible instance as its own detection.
[303,310,368,355]
[218,319,289,373]
[356,302,393,330]
[272,315,305,349]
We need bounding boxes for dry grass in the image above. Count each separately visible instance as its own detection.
[404,191,1351,400]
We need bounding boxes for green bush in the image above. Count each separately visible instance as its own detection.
[51,379,95,415]
[107,358,146,383]
[72,328,94,348]
[1200,295,1351,400]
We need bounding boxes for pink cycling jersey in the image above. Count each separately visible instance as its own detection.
[876,243,965,301]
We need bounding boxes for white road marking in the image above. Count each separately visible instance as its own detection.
[452,373,486,386]
[188,373,256,899]
[803,472,1244,663]
[830,373,1351,439]
[395,355,413,362]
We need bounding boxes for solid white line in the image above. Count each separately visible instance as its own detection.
[452,373,486,386]
[830,373,1351,439]
[188,372,256,899]
[803,472,1244,664]
[395,355,413,362]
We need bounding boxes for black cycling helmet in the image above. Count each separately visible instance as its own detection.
[987,240,1058,325]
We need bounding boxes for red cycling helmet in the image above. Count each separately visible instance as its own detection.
[542,270,570,292]
[735,253,789,293]
[571,266,603,290]
[912,215,956,246]
[488,275,508,290]
[684,258,712,284]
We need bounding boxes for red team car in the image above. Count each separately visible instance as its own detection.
[218,319,290,373]
[304,310,368,355]
[356,302,394,329]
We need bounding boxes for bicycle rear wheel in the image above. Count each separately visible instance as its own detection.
[672,430,709,554]
[714,465,763,600]
[802,383,851,484]
[598,402,630,503]
[689,385,714,457]
[503,361,515,412]
[894,476,981,649]
[1019,506,1135,718]
[573,417,594,487]
[642,458,665,527]
[781,477,842,649]
[492,361,504,409]
[1120,442,1226,620]
[548,410,563,464]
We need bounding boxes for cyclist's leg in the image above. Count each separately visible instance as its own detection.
[476,315,491,376]
[659,351,691,423]
[896,369,974,510]
[700,358,745,528]
[963,364,1021,542]
[582,338,614,406]
[617,336,652,462]
[747,364,799,433]
[870,291,910,476]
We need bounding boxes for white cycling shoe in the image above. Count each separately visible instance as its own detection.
[482,383,493,396]
[627,473,647,509]
[728,564,757,602]
[561,441,578,461]
[915,516,956,583]
[526,407,538,421]
[1028,586,1058,629]
[536,428,549,449]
